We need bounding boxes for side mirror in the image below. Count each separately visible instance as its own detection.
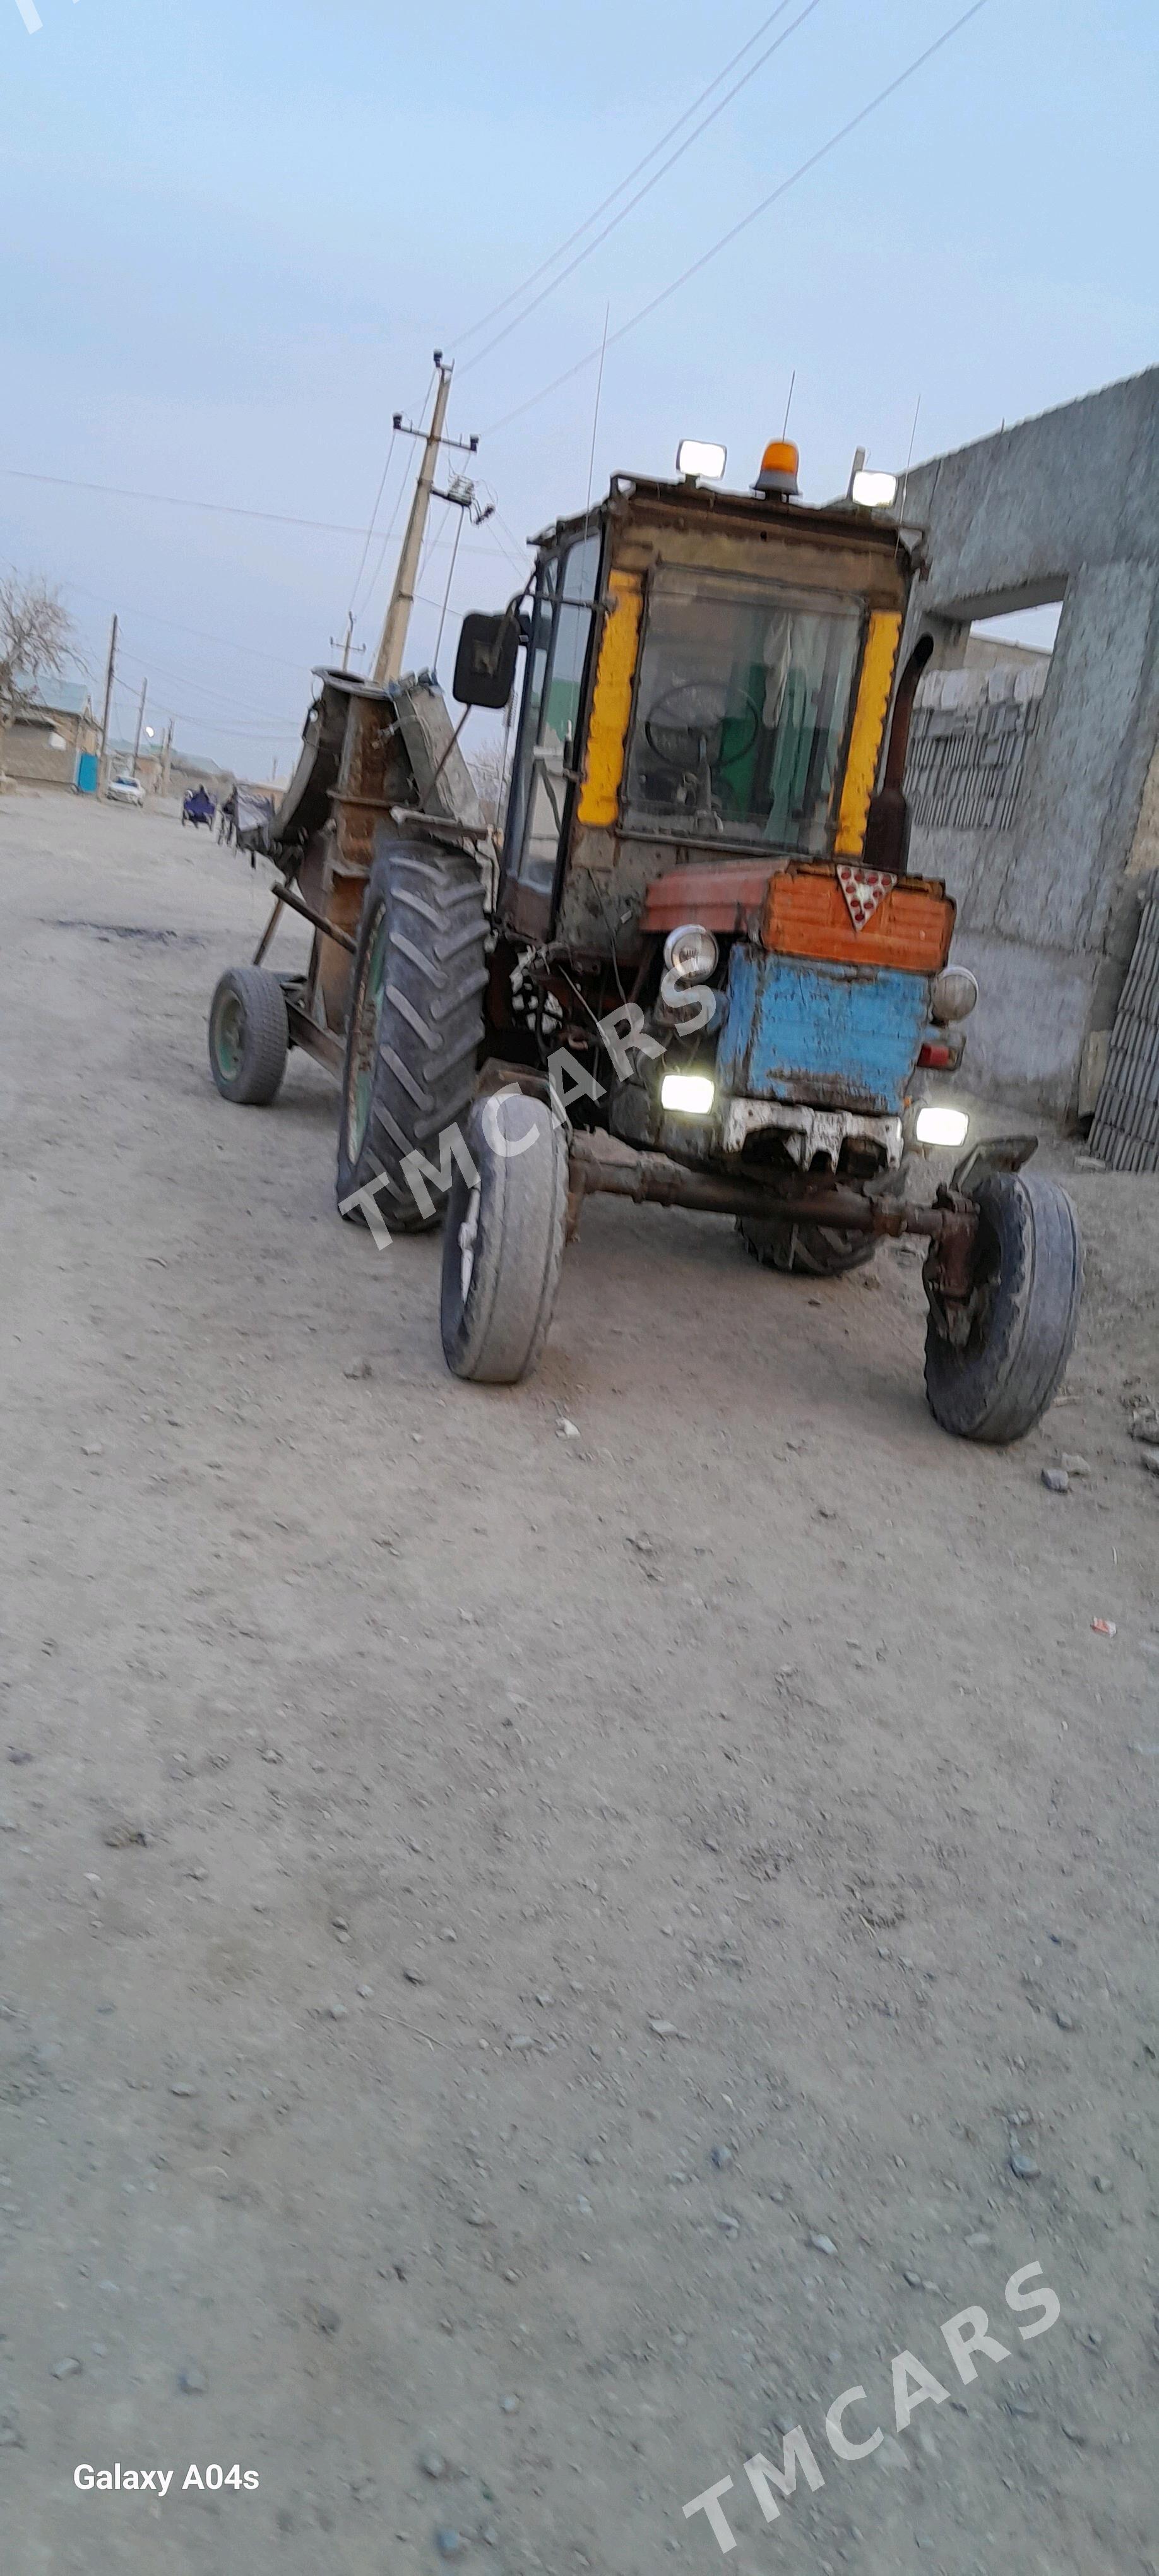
[453,609,521,710]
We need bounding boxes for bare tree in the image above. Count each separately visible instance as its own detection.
[0,573,78,784]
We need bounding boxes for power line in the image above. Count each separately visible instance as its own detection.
[61,579,312,674]
[457,0,824,379]
[1,464,514,556]
[112,640,295,730]
[481,0,992,441]
[344,427,398,624]
[453,0,810,354]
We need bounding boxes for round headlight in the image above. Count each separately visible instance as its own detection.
[663,922,718,982]
[930,967,978,1025]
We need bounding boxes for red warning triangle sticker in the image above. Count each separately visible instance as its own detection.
[837,864,896,931]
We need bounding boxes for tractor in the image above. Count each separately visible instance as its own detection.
[208,432,1081,1440]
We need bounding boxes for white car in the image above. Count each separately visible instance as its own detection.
[107,774,145,808]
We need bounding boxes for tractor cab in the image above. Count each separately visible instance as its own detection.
[481,439,920,960]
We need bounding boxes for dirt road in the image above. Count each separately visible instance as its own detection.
[2,792,1156,2576]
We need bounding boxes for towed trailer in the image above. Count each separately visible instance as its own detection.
[208,413,1081,1442]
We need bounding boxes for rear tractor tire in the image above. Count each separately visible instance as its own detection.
[738,1215,876,1277]
[207,966,289,1105]
[924,1168,1082,1443]
[440,1096,568,1385]
[338,842,488,1235]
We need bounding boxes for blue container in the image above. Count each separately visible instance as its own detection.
[716,947,930,1117]
[75,751,99,796]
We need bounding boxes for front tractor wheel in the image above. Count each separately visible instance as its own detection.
[440,1097,568,1385]
[924,1169,1082,1443]
[738,1215,876,1277]
[208,967,289,1105]
[337,842,487,1234]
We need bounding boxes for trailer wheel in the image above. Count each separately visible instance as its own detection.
[208,966,289,1105]
[924,1169,1082,1443]
[440,1097,568,1385]
[338,840,487,1234]
[737,1215,876,1276]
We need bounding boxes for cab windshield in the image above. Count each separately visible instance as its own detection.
[624,568,864,853]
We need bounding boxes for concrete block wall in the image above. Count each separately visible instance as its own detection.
[895,368,1159,1114]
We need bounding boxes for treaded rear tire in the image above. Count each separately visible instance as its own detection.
[440,1097,568,1385]
[924,1169,1082,1443]
[208,967,289,1105]
[739,1216,876,1276]
[337,838,488,1234]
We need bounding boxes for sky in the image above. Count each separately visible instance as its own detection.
[1,0,1156,777]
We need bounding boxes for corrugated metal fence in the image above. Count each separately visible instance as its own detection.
[1090,881,1159,1169]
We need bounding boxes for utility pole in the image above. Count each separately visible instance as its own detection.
[99,613,118,790]
[160,716,174,797]
[132,678,147,779]
[373,354,478,687]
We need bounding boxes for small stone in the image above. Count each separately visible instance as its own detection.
[435,2532,465,2560]
[81,1441,104,1458]
[343,1358,373,1380]
[556,1419,580,1440]
[648,2018,679,2038]
[357,1984,374,1998]
[169,2084,198,2098]
[402,1965,427,1986]
[1130,1407,1159,1443]
[324,2003,348,2020]
[177,2366,206,2394]
[7,1751,32,1765]
[903,2268,923,2287]
[1139,1447,1159,1477]
[102,1820,149,1847]
[809,2233,838,2257]
[714,2212,740,2236]
[1041,1467,1069,1494]
[508,2034,533,2051]
[309,2306,341,2336]
[1093,2174,1114,2193]
[1061,1454,1090,1476]
[499,2395,520,2414]
[420,2448,448,2480]
[710,2145,732,2169]
[51,2358,82,2380]
[1009,2152,1040,2180]
[1055,2010,1076,2030]
[965,2231,992,2250]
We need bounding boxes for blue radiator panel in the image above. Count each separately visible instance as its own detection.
[717,950,930,1115]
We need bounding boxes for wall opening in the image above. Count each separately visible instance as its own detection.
[905,593,1064,836]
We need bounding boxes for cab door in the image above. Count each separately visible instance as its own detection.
[501,532,600,936]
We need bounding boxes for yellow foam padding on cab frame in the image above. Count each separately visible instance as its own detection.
[834,609,903,857]
[576,571,643,829]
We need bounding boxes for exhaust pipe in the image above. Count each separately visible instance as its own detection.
[862,632,934,875]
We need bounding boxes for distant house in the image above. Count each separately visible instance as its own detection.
[3,672,98,790]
